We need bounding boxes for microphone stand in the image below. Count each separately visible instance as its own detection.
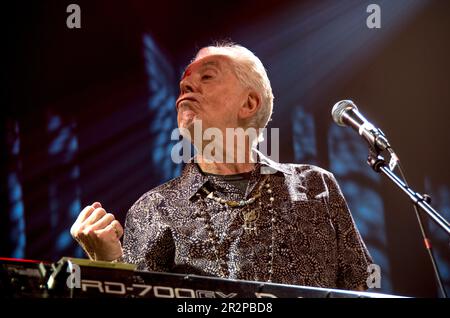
[367,149,449,297]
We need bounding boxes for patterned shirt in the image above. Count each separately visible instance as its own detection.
[122,154,373,290]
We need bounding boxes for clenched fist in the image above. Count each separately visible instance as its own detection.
[70,202,123,261]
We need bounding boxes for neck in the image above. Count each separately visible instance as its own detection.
[196,150,255,175]
[197,160,255,175]
[194,131,259,175]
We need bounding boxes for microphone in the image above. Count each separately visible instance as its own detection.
[331,100,391,151]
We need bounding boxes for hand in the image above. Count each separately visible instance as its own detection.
[70,202,123,261]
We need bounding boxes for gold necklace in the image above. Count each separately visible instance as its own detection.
[201,174,269,205]
[196,174,276,282]
[201,174,270,234]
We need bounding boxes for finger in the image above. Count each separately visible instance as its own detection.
[111,220,124,238]
[82,208,107,227]
[88,213,115,231]
[92,202,102,209]
[97,220,123,240]
[73,203,102,231]
[76,205,96,225]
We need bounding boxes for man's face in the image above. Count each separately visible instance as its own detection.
[176,55,249,137]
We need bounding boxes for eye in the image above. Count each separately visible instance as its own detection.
[202,74,213,80]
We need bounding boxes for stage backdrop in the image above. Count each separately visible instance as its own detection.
[3,0,449,297]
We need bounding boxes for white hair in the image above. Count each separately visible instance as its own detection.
[193,43,274,142]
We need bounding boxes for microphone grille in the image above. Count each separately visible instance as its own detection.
[332,100,358,126]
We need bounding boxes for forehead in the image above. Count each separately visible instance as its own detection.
[182,55,234,79]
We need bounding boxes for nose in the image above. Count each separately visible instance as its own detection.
[179,77,195,94]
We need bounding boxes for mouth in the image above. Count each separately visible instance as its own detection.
[176,96,198,111]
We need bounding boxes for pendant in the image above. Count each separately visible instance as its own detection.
[241,208,259,235]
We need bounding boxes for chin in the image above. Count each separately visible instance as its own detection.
[179,119,194,130]
[177,120,194,140]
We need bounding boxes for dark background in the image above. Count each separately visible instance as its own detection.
[2,0,449,297]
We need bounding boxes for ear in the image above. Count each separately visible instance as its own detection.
[238,91,261,121]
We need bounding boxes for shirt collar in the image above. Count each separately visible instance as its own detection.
[182,149,292,200]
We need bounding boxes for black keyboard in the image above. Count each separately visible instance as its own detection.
[0,257,401,298]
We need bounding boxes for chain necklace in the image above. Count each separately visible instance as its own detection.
[195,174,276,282]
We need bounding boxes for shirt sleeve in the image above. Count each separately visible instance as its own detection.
[122,192,175,272]
[324,171,374,290]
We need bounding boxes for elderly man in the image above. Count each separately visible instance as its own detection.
[71,43,373,290]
